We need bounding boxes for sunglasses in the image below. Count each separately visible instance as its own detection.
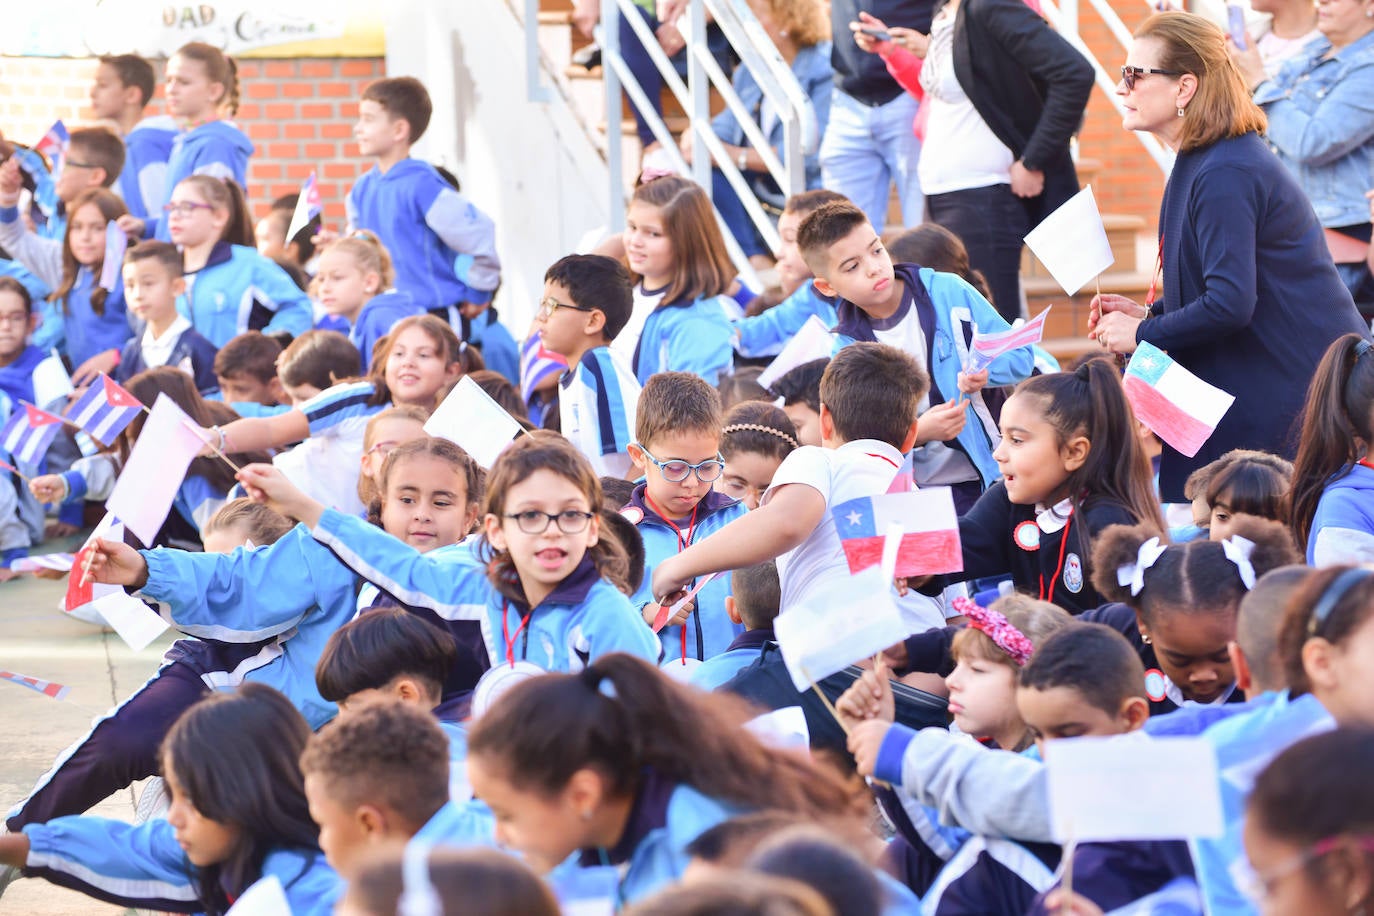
[1120,65,1182,91]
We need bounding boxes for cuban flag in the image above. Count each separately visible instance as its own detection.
[285,171,322,243]
[1124,341,1235,458]
[33,120,69,167]
[0,670,71,701]
[0,402,64,464]
[831,489,963,578]
[520,335,567,402]
[967,307,1050,372]
[64,374,144,446]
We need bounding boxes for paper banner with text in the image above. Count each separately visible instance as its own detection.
[424,375,523,469]
[106,395,209,544]
[1023,186,1115,295]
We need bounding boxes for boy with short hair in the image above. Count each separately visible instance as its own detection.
[652,342,946,633]
[690,560,780,691]
[34,127,127,242]
[299,701,492,881]
[347,76,500,315]
[797,200,1034,506]
[275,330,362,407]
[89,54,177,221]
[535,253,639,477]
[768,357,828,448]
[116,241,218,394]
[213,330,286,408]
[624,372,746,662]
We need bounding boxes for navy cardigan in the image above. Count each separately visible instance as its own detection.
[1139,131,1367,501]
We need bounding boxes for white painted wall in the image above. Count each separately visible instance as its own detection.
[381,0,612,337]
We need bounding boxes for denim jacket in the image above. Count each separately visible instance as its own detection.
[1255,29,1374,228]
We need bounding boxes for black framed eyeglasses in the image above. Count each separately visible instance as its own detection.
[1119,65,1182,91]
[536,297,597,321]
[636,445,725,483]
[504,509,595,535]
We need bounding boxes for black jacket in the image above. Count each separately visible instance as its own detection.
[948,0,1093,223]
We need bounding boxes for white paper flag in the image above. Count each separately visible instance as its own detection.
[32,350,73,409]
[424,375,523,469]
[1023,186,1115,295]
[226,875,291,915]
[92,591,168,651]
[757,314,834,390]
[106,394,208,545]
[774,567,908,692]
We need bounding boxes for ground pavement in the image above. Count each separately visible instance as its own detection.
[0,568,177,915]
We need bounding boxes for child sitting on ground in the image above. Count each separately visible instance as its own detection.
[691,560,781,691]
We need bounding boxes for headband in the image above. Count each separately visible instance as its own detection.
[722,422,799,449]
[951,596,1035,666]
[1307,567,1373,639]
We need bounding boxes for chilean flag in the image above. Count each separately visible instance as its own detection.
[0,669,71,701]
[968,307,1050,372]
[65,373,144,446]
[285,171,323,244]
[1123,342,1234,458]
[0,402,65,464]
[831,489,963,578]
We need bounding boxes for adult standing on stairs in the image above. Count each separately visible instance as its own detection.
[1091,12,1367,503]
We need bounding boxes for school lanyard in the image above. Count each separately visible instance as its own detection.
[644,494,701,660]
[1039,513,1073,606]
[501,600,534,667]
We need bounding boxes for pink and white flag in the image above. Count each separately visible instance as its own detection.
[1123,342,1234,458]
[967,307,1050,372]
[0,669,71,701]
[106,394,209,544]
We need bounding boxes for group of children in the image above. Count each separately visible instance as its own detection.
[0,44,1373,916]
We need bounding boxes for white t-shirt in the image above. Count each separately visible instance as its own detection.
[764,439,947,634]
[610,282,667,364]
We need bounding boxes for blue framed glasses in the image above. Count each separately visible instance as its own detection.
[636,445,725,483]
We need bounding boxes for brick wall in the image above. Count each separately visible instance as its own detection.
[0,55,385,223]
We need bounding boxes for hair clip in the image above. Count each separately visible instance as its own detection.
[951,596,1035,666]
[1220,535,1256,590]
[721,422,799,449]
[1116,536,1167,597]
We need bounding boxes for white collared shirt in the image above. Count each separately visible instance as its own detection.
[140,314,192,369]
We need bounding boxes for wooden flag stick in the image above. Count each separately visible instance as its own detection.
[76,543,97,589]
[803,666,849,737]
[181,421,242,474]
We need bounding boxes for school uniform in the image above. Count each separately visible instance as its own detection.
[689,627,773,691]
[311,507,661,672]
[0,345,44,407]
[465,307,520,384]
[144,120,254,241]
[49,270,134,370]
[20,817,338,914]
[832,263,1034,493]
[1025,841,1197,916]
[119,115,178,221]
[410,799,497,848]
[279,380,389,516]
[733,283,838,358]
[626,486,744,662]
[347,158,500,310]
[630,292,736,386]
[559,345,640,478]
[180,242,312,347]
[347,289,424,372]
[115,314,219,395]
[1307,460,1374,565]
[0,257,51,303]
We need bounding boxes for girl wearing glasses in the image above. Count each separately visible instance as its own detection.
[1090,12,1367,503]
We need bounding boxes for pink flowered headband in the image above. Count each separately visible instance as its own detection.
[952,597,1036,667]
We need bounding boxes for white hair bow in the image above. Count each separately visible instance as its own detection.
[1117,536,1167,597]
[1221,535,1257,590]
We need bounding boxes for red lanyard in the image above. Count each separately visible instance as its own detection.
[1361,459,1374,471]
[1038,512,1073,605]
[645,494,700,660]
[501,600,534,667]
[1145,235,1164,308]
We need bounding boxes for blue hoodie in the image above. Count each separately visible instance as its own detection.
[146,120,254,241]
[347,289,424,371]
[733,283,838,358]
[0,345,44,407]
[347,159,500,309]
[632,294,735,385]
[1307,461,1374,565]
[180,242,313,347]
[45,269,134,369]
[466,307,520,385]
[120,115,178,221]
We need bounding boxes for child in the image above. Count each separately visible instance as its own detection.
[347,76,500,313]
[0,180,132,382]
[691,560,781,690]
[797,200,1035,503]
[1204,452,1292,541]
[89,53,177,222]
[625,372,746,663]
[464,652,857,902]
[314,607,459,719]
[314,231,423,370]
[167,175,312,346]
[651,343,948,636]
[12,126,127,243]
[0,684,339,914]
[256,193,318,273]
[277,329,362,407]
[117,240,218,394]
[732,189,846,359]
[612,175,737,385]
[536,253,640,477]
[0,276,46,408]
[945,360,1168,613]
[239,433,661,674]
[717,401,798,510]
[341,847,559,916]
[769,357,828,447]
[214,330,286,407]
[1289,333,1374,565]
[129,42,253,242]
[299,702,492,879]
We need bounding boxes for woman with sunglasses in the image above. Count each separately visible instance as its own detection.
[1091,11,1366,504]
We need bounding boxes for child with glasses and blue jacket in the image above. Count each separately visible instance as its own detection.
[624,372,746,666]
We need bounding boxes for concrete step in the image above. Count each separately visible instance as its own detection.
[1024,268,1153,340]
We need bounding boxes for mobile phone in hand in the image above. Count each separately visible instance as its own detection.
[859,27,891,40]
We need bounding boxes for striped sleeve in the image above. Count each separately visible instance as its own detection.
[300,381,382,436]
[582,349,639,457]
[23,817,200,910]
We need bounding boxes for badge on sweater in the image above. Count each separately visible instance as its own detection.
[620,505,644,525]
[1144,668,1168,703]
[1063,553,1084,593]
[1014,520,1040,551]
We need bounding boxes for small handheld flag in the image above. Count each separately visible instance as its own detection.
[0,670,70,701]
[64,374,145,446]
[967,307,1050,373]
[1023,185,1115,295]
[519,336,568,403]
[1123,342,1235,458]
[887,450,915,494]
[285,172,322,244]
[99,222,129,292]
[425,376,524,469]
[33,120,69,169]
[0,402,65,465]
[831,489,963,578]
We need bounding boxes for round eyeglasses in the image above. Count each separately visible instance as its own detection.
[504,509,596,535]
[636,445,725,483]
